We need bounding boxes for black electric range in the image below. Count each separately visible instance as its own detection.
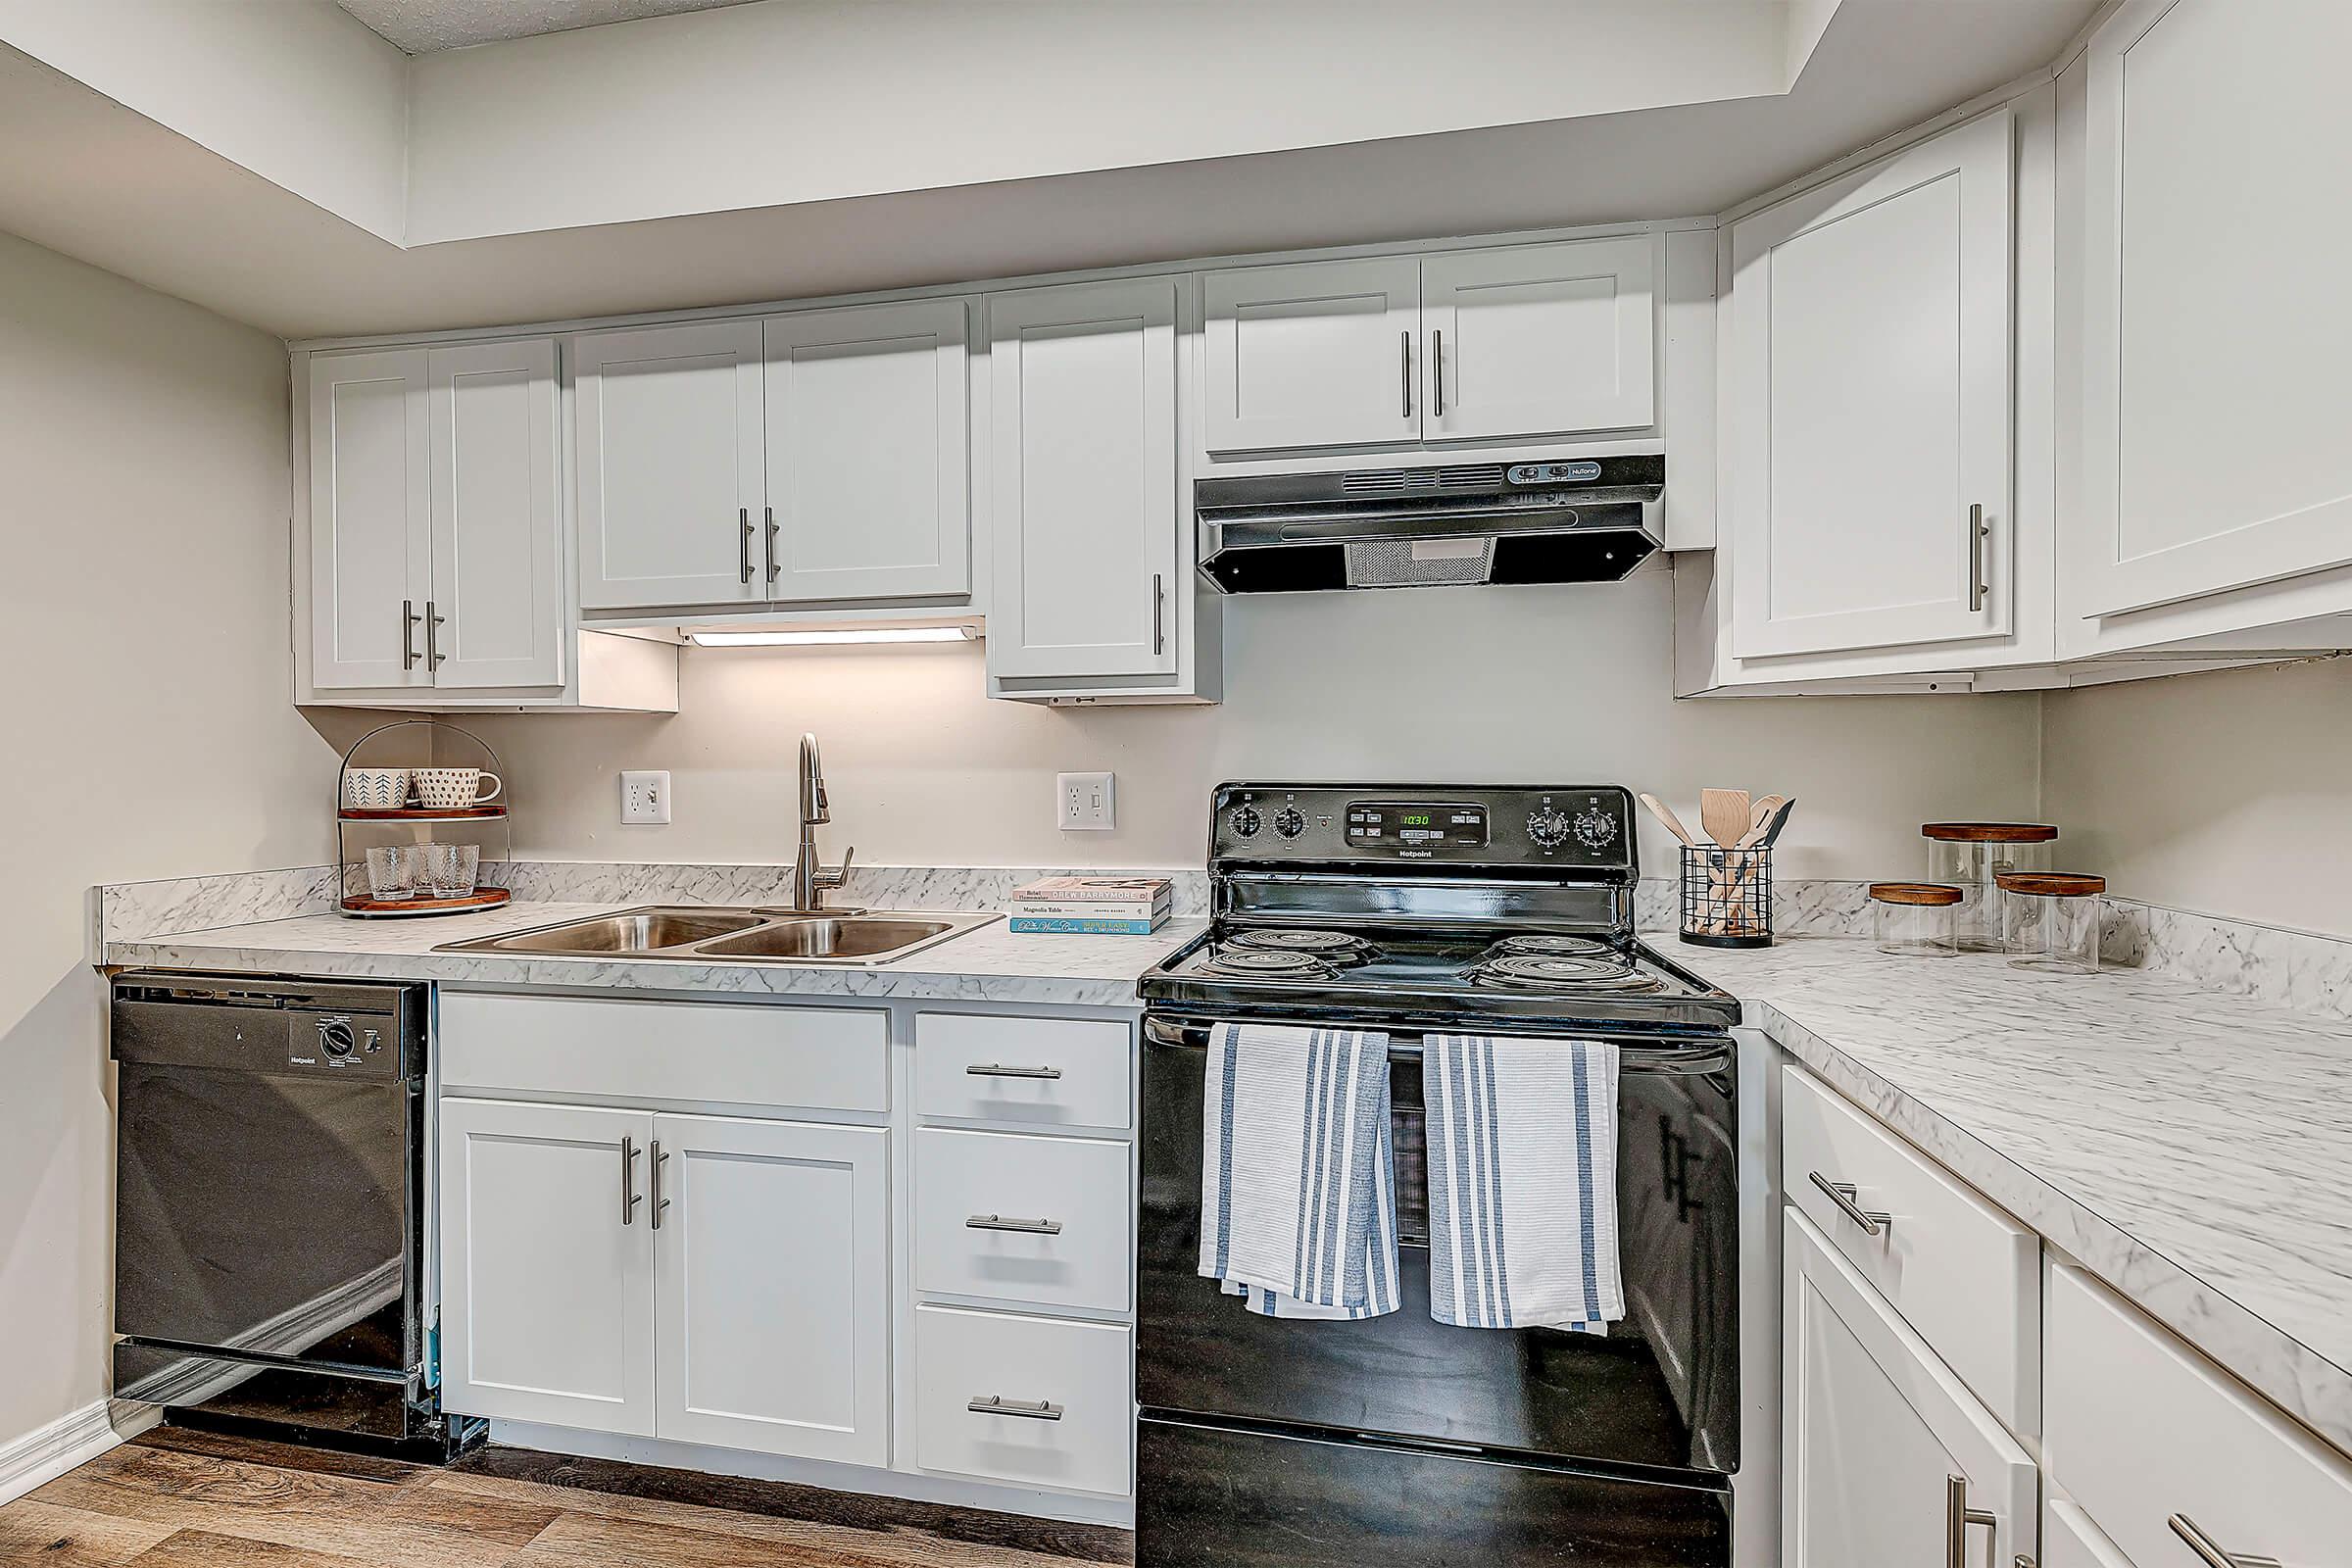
[1135,783,1743,1568]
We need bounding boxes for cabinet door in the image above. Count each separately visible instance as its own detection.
[1421,237,1656,441]
[1201,257,1421,453]
[308,349,430,689]
[762,300,970,603]
[574,320,765,611]
[2077,0,2352,617]
[651,1113,890,1466]
[987,278,1180,680]
[1730,110,2014,659]
[438,1099,656,1435]
[426,339,564,689]
[1784,1209,2036,1568]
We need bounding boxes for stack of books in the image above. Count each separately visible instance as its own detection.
[1004,876,1174,935]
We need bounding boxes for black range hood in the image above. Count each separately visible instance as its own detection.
[1196,455,1664,594]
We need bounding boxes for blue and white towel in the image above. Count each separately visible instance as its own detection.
[1198,1022,1399,1320]
[1425,1033,1622,1333]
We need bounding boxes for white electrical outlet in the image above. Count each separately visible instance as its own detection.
[1056,771,1114,830]
[620,770,670,824]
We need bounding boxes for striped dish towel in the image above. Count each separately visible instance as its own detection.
[1198,1022,1399,1320]
[1425,1033,1623,1333]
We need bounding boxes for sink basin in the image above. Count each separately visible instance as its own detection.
[437,906,997,965]
[696,917,956,961]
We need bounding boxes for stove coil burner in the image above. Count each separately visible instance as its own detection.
[1196,946,1343,981]
[1469,954,1667,995]
[1486,934,1618,960]
[1225,928,1374,964]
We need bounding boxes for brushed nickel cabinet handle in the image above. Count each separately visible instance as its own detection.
[1947,1477,1996,1568]
[967,1213,1063,1236]
[619,1136,642,1226]
[1400,329,1412,417]
[1968,503,1989,612]
[738,508,754,585]
[1431,328,1445,417]
[650,1140,672,1231]
[1152,572,1165,655]
[764,505,780,584]
[425,602,446,668]
[2169,1515,2284,1568]
[969,1395,1062,1421]
[966,1062,1062,1080]
[401,600,421,671]
[1809,1171,1890,1237]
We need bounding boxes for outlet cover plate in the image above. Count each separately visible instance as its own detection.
[1057,771,1114,831]
[621,770,670,824]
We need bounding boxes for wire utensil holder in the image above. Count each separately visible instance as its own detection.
[1680,844,1773,949]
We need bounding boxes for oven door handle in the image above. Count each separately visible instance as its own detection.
[1143,1012,1734,1072]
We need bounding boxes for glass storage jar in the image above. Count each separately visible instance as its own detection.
[1997,872,2106,974]
[1869,883,1963,956]
[1924,822,2057,952]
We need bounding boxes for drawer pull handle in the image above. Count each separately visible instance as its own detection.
[967,1062,1062,1080]
[2169,1515,2285,1568]
[1809,1171,1891,1237]
[969,1395,1063,1421]
[967,1213,1063,1235]
[1946,1477,1996,1568]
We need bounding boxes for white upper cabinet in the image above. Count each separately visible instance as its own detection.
[2075,0,2352,619]
[426,339,564,689]
[574,319,766,611]
[309,348,431,690]
[1422,237,1656,442]
[1729,110,2016,661]
[1201,257,1421,454]
[762,300,971,604]
[987,278,1181,681]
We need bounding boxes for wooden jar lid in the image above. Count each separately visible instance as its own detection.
[1994,871,2105,897]
[1922,822,2059,843]
[1868,882,1965,906]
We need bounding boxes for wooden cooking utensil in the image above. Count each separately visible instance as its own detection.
[1698,789,1752,849]
[1639,793,1700,847]
[1757,797,1797,847]
[1737,794,1790,849]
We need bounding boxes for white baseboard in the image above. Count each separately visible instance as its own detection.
[0,1397,160,1505]
[487,1419,1135,1531]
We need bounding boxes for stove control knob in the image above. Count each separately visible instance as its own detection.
[1573,807,1620,851]
[1526,808,1572,851]
[1230,805,1262,838]
[1272,807,1306,839]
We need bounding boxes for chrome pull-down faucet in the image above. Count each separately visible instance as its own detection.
[786,732,859,913]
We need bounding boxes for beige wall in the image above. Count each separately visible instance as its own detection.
[471,568,2043,881]
[0,230,342,1453]
[2042,657,2352,937]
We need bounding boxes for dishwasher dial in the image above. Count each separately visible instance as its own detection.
[316,1017,357,1059]
[1272,806,1306,839]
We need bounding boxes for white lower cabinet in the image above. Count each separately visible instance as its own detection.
[1784,1208,2036,1568]
[2045,1496,2137,1568]
[914,1127,1133,1313]
[913,1304,1133,1497]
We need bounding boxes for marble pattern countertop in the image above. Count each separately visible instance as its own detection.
[104,902,1206,1009]
[1654,931,2352,1458]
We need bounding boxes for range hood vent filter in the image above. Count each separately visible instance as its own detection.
[1345,535,1495,588]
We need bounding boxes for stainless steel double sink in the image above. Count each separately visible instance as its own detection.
[435,906,999,966]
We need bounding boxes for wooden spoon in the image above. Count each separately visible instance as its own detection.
[1699,788,1752,850]
[1639,793,1699,847]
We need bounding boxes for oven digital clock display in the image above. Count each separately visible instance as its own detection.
[1346,802,1489,849]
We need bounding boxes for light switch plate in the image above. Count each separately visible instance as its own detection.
[621,770,670,824]
[1056,771,1114,831]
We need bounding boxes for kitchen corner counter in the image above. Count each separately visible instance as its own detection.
[1658,930,2352,1457]
[103,902,1204,1010]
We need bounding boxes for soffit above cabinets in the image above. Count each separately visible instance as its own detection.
[0,0,2098,338]
[334,0,761,55]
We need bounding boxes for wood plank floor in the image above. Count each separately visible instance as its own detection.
[1,1429,1133,1568]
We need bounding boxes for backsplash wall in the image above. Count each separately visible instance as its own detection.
[460,569,2041,880]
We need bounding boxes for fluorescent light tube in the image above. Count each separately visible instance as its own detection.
[688,626,977,647]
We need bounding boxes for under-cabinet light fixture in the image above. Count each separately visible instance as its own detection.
[687,626,979,648]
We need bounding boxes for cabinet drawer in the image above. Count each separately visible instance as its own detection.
[440,992,888,1111]
[914,1303,1132,1497]
[915,1127,1132,1312]
[1782,1063,2039,1433]
[2045,1263,2352,1568]
[915,1011,1131,1129]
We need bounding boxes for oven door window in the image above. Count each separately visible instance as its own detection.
[1138,1035,1738,1474]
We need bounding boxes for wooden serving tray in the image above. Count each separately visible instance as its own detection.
[339,889,513,919]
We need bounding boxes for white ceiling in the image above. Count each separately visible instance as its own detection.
[334,0,760,54]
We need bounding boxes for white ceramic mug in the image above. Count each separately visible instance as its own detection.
[344,767,412,810]
[415,767,503,808]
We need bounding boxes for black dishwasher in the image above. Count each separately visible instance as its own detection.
[110,972,479,1460]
